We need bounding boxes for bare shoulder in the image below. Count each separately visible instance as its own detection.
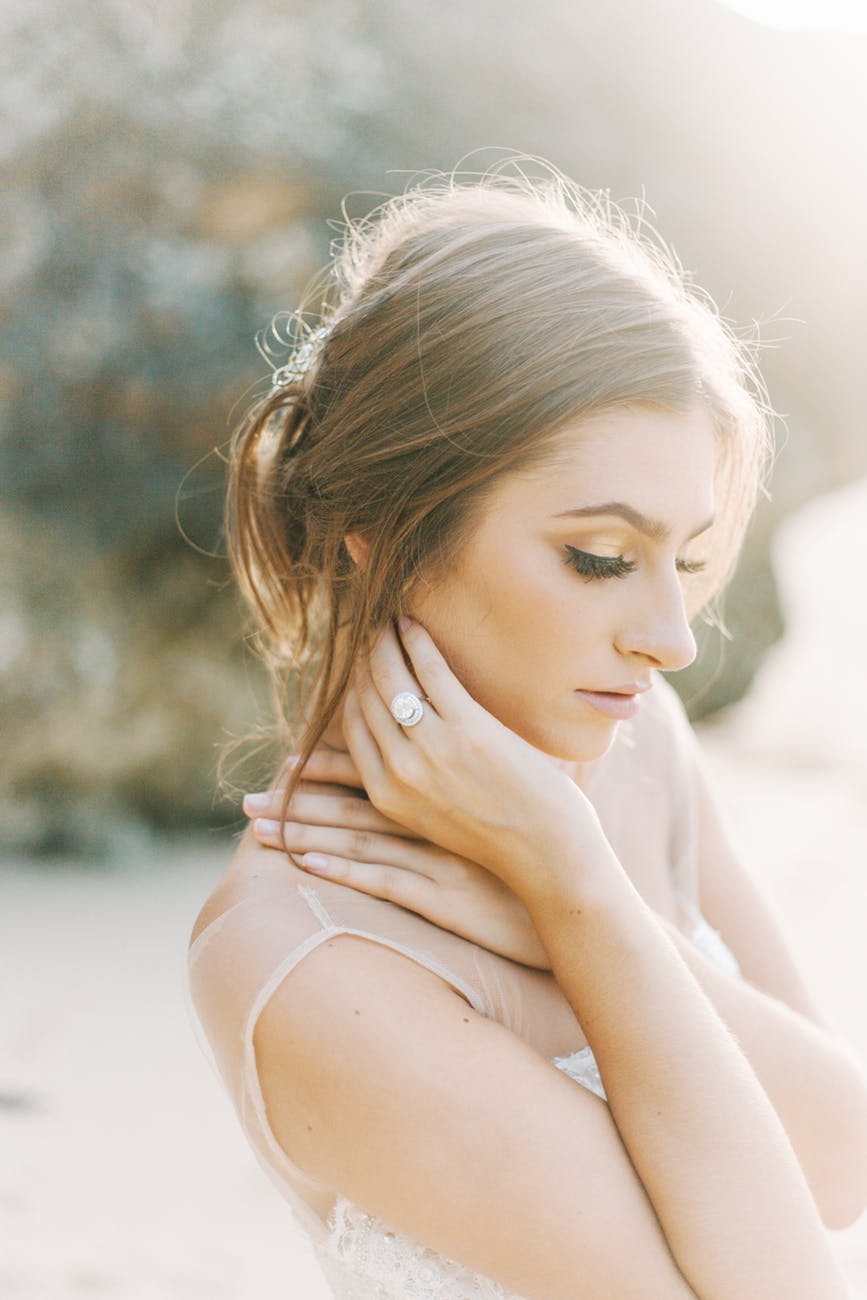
[188,822,294,949]
[254,929,695,1300]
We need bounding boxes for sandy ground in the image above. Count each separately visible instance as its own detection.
[3,476,867,1299]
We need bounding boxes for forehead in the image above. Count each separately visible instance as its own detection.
[490,404,718,523]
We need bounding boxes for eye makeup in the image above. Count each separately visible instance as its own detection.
[563,545,707,582]
[563,546,636,580]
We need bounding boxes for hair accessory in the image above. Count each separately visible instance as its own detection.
[389,691,425,727]
[270,325,330,391]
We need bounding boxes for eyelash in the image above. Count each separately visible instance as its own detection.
[563,546,707,582]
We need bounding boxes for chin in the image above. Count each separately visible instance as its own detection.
[515,716,620,764]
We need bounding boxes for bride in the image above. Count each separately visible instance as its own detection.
[188,162,867,1298]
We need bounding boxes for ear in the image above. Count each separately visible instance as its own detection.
[343,532,370,569]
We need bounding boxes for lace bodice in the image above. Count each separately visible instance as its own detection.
[187,674,745,1300]
[319,1197,517,1299]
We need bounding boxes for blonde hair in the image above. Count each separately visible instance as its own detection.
[219,160,774,817]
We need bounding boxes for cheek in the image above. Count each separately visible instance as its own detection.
[409,533,615,708]
[479,545,596,638]
[439,547,591,686]
[467,543,562,633]
[405,560,517,697]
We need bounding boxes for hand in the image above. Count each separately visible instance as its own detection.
[340,618,611,907]
[244,747,550,969]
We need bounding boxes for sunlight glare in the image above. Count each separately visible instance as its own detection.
[716,0,867,32]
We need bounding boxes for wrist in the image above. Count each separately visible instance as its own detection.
[519,822,631,926]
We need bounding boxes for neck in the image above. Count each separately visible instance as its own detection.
[303,621,602,788]
[312,691,600,791]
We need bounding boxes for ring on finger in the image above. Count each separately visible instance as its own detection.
[389,690,426,728]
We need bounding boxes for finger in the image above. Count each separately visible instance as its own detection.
[341,681,387,793]
[244,780,351,816]
[268,747,364,792]
[397,616,477,720]
[245,789,421,839]
[295,852,443,918]
[295,747,365,789]
[252,817,433,875]
[266,752,298,792]
[365,622,441,730]
[353,652,408,756]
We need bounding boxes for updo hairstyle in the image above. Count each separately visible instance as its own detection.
[220,162,773,824]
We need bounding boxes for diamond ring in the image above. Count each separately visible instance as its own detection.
[389,691,425,727]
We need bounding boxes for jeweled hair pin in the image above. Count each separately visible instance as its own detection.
[270,325,331,391]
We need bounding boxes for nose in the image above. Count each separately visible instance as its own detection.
[613,574,698,673]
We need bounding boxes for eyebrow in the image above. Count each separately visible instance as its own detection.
[552,501,715,542]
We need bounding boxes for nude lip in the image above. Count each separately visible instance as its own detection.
[575,689,643,720]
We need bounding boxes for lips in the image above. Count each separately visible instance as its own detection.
[574,683,651,720]
[587,682,653,696]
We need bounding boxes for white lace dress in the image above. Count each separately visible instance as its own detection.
[187,675,746,1300]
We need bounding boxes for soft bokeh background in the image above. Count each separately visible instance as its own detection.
[2,0,866,1295]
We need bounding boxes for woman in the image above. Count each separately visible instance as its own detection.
[187,165,867,1298]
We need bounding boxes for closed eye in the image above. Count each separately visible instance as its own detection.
[563,546,708,582]
[563,547,636,581]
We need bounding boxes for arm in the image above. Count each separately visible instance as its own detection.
[662,757,867,1231]
[524,847,851,1299]
[247,750,867,1232]
[663,922,867,1230]
[256,925,701,1300]
[343,619,852,1299]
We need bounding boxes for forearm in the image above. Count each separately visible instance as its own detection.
[527,845,852,1300]
[663,918,867,1230]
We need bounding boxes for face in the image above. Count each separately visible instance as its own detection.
[406,404,718,769]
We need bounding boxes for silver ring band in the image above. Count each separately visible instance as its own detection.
[389,691,425,727]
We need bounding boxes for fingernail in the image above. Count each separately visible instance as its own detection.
[243,793,269,811]
[398,616,413,632]
[302,853,330,873]
[254,819,281,836]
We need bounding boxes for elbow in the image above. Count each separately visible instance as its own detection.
[816,1058,867,1231]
